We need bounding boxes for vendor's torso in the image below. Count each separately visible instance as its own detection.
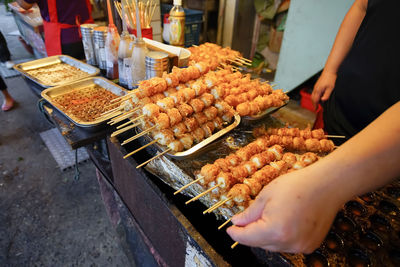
[326,0,400,136]
[30,0,91,44]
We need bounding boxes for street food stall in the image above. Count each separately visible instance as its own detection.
[11,0,400,266]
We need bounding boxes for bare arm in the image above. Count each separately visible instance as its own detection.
[228,101,400,253]
[312,0,368,106]
[16,0,34,10]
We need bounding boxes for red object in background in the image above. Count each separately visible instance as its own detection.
[300,88,324,130]
[129,27,153,40]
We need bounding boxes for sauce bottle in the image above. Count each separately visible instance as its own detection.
[169,0,185,47]
[118,0,133,88]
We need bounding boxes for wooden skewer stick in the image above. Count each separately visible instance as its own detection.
[99,111,123,121]
[238,56,252,63]
[226,58,244,66]
[218,218,232,230]
[271,83,278,88]
[123,139,158,159]
[128,113,145,123]
[136,148,172,169]
[111,122,140,138]
[231,58,251,66]
[110,89,138,103]
[185,184,220,205]
[231,241,239,249]
[326,135,346,139]
[117,120,133,129]
[100,105,122,116]
[174,177,203,195]
[121,124,156,146]
[203,197,233,214]
[109,107,140,125]
[108,110,133,124]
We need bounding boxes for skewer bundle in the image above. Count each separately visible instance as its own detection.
[114,0,157,30]
[101,66,289,168]
[188,43,252,70]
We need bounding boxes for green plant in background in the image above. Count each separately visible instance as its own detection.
[2,0,13,12]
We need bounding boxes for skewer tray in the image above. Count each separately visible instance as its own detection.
[138,113,241,160]
[14,55,100,88]
[41,77,127,131]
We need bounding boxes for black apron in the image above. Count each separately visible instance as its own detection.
[323,0,400,141]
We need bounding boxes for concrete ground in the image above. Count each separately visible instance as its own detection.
[0,4,132,267]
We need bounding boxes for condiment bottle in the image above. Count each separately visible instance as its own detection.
[131,0,148,87]
[169,0,185,47]
[118,0,133,88]
[105,0,119,79]
[131,38,148,87]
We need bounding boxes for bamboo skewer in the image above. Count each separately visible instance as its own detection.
[99,110,123,121]
[185,184,220,205]
[136,148,172,168]
[111,121,140,137]
[123,139,158,159]
[326,135,346,139]
[174,177,202,195]
[231,242,239,249]
[117,120,133,129]
[218,218,232,230]
[121,124,155,145]
[238,56,252,63]
[108,108,136,124]
[203,197,233,214]
[109,107,141,125]
[100,105,122,116]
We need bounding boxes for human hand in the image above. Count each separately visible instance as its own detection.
[226,168,344,254]
[311,71,337,109]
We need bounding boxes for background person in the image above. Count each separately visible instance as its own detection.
[17,0,93,59]
[1,76,15,111]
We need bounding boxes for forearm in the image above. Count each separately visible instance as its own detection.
[16,0,33,10]
[309,101,400,203]
[323,0,367,74]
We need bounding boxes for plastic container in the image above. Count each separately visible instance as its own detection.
[118,31,134,88]
[169,0,185,47]
[129,27,153,40]
[161,4,203,47]
[300,88,324,129]
[131,38,148,87]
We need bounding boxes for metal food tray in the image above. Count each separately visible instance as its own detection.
[138,113,241,160]
[14,55,100,88]
[241,100,289,122]
[41,77,127,129]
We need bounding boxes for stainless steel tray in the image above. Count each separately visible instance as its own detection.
[241,100,289,122]
[14,55,100,88]
[138,113,241,159]
[41,77,127,129]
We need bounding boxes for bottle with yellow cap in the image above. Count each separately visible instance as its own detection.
[169,0,185,47]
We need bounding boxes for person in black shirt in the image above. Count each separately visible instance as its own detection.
[227,0,400,253]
